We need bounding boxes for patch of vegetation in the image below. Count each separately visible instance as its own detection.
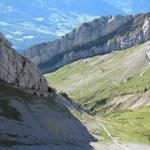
[7,134,18,138]
[112,44,144,59]
[46,43,150,115]
[0,80,77,121]
[46,60,89,88]
[0,99,22,121]
[104,107,150,144]
[0,140,25,147]
[0,81,33,102]
[91,129,112,143]
[45,43,150,144]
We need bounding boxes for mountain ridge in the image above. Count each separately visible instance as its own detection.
[25,13,150,73]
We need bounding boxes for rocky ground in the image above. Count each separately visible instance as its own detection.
[0,143,150,150]
[91,143,150,150]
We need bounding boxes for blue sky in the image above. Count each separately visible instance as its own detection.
[0,0,149,51]
[104,0,150,14]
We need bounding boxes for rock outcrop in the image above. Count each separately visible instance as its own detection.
[0,33,48,92]
[0,33,95,149]
[24,13,150,73]
[0,80,95,148]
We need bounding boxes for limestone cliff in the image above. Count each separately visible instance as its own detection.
[25,13,150,73]
[0,33,48,92]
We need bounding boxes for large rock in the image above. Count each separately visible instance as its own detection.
[24,13,150,73]
[0,33,48,92]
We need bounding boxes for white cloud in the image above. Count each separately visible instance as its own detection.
[118,1,134,14]
[15,38,23,42]
[123,8,133,14]
[18,22,52,35]
[22,35,35,40]
[12,31,23,36]
[5,32,34,42]
[102,0,134,14]
[33,17,45,22]
[55,30,70,36]
[5,34,13,39]
[0,21,10,27]
[12,46,17,49]
[15,35,35,42]
[16,9,94,38]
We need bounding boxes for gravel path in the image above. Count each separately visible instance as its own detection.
[91,143,150,150]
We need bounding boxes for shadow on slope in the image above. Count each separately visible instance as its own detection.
[0,80,96,150]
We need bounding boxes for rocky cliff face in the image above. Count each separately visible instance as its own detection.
[0,80,95,148]
[24,13,150,73]
[0,33,48,92]
[0,33,95,149]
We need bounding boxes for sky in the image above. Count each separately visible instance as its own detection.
[0,0,149,51]
[104,0,150,14]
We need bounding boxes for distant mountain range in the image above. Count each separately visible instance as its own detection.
[0,0,149,51]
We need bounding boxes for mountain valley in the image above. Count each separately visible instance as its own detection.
[0,8,150,150]
[46,39,150,144]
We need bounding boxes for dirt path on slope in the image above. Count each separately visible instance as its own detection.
[57,93,131,150]
[84,113,130,150]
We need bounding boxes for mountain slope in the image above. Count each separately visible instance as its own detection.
[105,106,150,144]
[0,80,96,149]
[1,21,150,150]
[45,40,150,144]
[25,13,150,73]
[46,41,150,114]
[1,80,150,148]
[0,32,97,149]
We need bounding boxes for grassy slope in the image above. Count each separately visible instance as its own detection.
[46,43,150,144]
[105,107,150,144]
[0,80,31,121]
[46,43,150,113]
